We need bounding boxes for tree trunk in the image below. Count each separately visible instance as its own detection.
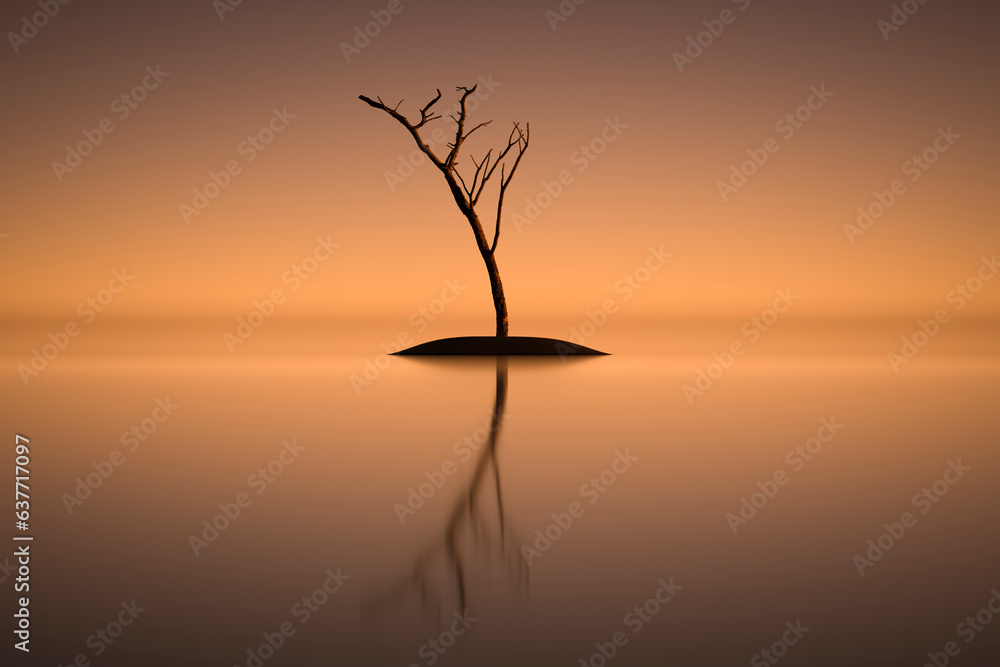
[482,247,509,337]
[463,208,508,338]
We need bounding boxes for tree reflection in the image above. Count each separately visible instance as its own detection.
[363,356,527,621]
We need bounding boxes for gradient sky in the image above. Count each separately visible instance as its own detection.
[2,0,998,333]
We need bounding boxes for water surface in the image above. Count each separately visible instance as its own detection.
[4,353,999,666]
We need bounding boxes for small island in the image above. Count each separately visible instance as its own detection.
[393,336,607,356]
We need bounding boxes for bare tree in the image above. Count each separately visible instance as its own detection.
[359,86,529,337]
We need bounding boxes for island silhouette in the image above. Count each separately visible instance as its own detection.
[360,85,608,356]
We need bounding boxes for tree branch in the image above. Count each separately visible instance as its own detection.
[475,123,523,205]
[491,123,529,255]
[360,87,529,257]
[415,89,443,129]
[359,91,451,182]
[468,149,492,202]
[445,85,478,168]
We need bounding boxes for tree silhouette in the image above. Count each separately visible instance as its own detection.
[359,86,529,337]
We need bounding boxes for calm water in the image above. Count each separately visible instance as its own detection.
[4,354,999,666]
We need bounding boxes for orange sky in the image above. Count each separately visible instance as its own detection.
[2,0,998,332]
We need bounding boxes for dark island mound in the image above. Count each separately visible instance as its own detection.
[393,336,608,356]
